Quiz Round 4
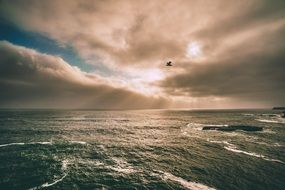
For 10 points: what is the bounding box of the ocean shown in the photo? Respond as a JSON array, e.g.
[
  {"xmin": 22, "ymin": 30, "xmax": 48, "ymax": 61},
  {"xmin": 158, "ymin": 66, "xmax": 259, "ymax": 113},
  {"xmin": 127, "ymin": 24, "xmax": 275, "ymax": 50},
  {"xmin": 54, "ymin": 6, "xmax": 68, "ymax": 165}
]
[{"xmin": 0, "ymin": 109, "xmax": 284, "ymax": 190}]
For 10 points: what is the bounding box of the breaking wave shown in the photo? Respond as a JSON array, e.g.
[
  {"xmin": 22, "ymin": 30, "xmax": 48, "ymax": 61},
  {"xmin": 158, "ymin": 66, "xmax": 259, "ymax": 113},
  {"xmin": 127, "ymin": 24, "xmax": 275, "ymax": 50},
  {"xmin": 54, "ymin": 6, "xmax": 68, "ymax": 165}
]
[
  {"xmin": 69, "ymin": 141, "xmax": 87, "ymax": 145},
  {"xmin": 208, "ymin": 140, "xmax": 284, "ymax": 164},
  {"xmin": 256, "ymin": 119, "xmax": 285, "ymax": 124},
  {"xmin": 186, "ymin": 123, "xmax": 228, "ymax": 130}
]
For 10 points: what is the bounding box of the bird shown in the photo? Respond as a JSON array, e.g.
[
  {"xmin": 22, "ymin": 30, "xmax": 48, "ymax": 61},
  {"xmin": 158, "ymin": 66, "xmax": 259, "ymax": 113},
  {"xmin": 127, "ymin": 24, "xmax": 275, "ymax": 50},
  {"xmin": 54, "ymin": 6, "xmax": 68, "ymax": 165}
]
[{"xmin": 166, "ymin": 61, "xmax": 173, "ymax": 66}]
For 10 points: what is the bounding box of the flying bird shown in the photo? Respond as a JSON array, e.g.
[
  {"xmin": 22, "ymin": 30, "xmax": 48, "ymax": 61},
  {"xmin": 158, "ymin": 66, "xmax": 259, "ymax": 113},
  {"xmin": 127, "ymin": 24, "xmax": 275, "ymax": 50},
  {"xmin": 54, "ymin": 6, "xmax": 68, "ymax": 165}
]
[{"xmin": 166, "ymin": 61, "xmax": 173, "ymax": 66}]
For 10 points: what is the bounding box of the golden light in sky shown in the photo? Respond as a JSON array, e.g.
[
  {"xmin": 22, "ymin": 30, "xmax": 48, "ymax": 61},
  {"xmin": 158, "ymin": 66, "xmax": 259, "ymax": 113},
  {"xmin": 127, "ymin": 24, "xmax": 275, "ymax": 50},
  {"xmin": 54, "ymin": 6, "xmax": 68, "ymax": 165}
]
[
  {"xmin": 0, "ymin": 0, "xmax": 285, "ymax": 109},
  {"xmin": 186, "ymin": 42, "xmax": 202, "ymax": 59}
]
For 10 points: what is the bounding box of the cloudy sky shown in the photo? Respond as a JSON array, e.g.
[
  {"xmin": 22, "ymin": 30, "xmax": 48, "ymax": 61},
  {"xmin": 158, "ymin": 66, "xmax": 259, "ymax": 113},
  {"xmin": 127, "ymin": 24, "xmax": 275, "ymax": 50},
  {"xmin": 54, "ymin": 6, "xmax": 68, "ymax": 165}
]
[{"xmin": 0, "ymin": 0, "xmax": 285, "ymax": 109}]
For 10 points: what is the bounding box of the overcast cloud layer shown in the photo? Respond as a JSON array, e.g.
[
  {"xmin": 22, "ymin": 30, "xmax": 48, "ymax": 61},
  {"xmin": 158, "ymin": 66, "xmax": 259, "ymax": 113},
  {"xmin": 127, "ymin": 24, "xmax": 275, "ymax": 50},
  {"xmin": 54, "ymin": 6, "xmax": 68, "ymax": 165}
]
[{"xmin": 0, "ymin": 0, "xmax": 285, "ymax": 108}]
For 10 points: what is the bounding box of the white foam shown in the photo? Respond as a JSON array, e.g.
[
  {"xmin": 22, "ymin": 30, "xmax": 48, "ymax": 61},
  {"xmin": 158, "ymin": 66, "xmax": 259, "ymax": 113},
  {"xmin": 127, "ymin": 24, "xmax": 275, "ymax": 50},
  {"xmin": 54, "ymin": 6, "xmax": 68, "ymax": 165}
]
[
  {"xmin": 69, "ymin": 141, "xmax": 87, "ymax": 145},
  {"xmin": 224, "ymin": 144, "xmax": 284, "ymax": 164},
  {"xmin": 61, "ymin": 159, "xmax": 69, "ymax": 171},
  {"xmin": 186, "ymin": 123, "xmax": 204, "ymax": 130},
  {"xmin": 207, "ymin": 139, "xmax": 232, "ymax": 146},
  {"xmin": 242, "ymin": 113, "xmax": 255, "ymax": 116},
  {"xmin": 97, "ymin": 144, "xmax": 107, "ymax": 151},
  {"xmin": 186, "ymin": 123, "xmax": 228, "ymax": 131},
  {"xmin": 78, "ymin": 159, "xmax": 105, "ymax": 167},
  {"xmin": 208, "ymin": 140, "xmax": 284, "ymax": 164},
  {"xmin": 252, "ymin": 141, "xmax": 282, "ymax": 147},
  {"xmin": 29, "ymin": 159, "xmax": 69, "ymax": 190},
  {"xmin": 256, "ymin": 119, "xmax": 285, "ymax": 124},
  {"xmin": 40, "ymin": 173, "xmax": 67, "ymax": 188},
  {"xmin": 273, "ymin": 143, "xmax": 282, "ymax": 147},
  {"xmin": 0, "ymin": 142, "xmax": 25, "ymax": 147},
  {"xmin": 0, "ymin": 141, "xmax": 52, "ymax": 147},
  {"xmin": 107, "ymin": 157, "xmax": 136, "ymax": 174},
  {"xmin": 154, "ymin": 170, "xmax": 216, "ymax": 190},
  {"xmin": 204, "ymin": 124, "xmax": 229, "ymax": 127}
]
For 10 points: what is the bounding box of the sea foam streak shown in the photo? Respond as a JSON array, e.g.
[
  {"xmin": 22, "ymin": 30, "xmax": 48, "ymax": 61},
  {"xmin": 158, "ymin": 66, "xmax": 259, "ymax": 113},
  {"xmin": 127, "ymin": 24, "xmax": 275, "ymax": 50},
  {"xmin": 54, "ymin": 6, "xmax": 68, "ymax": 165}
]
[
  {"xmin": 208, "ymin": 140, "xmax": 284, "ymax": 164},
  {"xmin": 29, "ymin": 159, "xmax": 69, "ymax": 190},
  {"xmin": 256, "ymin": 119, "xmax": 285, "ymax": 124},
  {"xmin": 153, "ymin": 170, "xmax": 216, "ymax": 190},
  {"xmin": 0, "ymin": 141, "xmax": 52, "ymax": 147}
]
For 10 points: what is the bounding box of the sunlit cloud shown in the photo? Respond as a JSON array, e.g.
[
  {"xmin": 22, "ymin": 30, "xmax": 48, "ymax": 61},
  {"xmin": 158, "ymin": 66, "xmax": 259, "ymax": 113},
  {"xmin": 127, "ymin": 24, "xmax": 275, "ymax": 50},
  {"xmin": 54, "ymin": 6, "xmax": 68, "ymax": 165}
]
[
  {"xmin": 0, "ymin": 0, "xmax": 285, "ymax": 108},
  {"xmin": 0, "ymin": 41, "xmax": 170, "ymax": 109}
]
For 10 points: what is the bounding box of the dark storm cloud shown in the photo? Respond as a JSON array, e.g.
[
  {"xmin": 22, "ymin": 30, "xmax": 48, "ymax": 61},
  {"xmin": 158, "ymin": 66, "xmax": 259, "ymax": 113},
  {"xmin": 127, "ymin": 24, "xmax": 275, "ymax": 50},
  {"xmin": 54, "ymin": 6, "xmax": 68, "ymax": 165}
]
[{"xmin": 0, "ymin": 41, "xmax": 169, "ymax": 109}]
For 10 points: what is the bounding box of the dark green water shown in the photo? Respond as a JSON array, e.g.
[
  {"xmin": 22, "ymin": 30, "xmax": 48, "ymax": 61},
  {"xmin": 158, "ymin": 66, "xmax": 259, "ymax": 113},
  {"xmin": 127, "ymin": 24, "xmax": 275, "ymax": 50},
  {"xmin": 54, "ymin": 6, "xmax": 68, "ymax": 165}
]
[{"xmin": 0, "ymin": 109, "xmax": 284, "ymax": 190}]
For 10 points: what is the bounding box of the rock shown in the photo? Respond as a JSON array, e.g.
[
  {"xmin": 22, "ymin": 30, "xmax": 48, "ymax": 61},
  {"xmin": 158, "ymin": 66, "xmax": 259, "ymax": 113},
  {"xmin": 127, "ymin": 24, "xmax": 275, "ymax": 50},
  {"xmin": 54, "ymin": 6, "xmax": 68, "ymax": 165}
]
[
  {"xmin": 272, "ymin": 107, "xmax": 285, "ymax": 110},
  {"xmin": 202, "ymin": 125, "xmax": 263, "ymax": 132}
]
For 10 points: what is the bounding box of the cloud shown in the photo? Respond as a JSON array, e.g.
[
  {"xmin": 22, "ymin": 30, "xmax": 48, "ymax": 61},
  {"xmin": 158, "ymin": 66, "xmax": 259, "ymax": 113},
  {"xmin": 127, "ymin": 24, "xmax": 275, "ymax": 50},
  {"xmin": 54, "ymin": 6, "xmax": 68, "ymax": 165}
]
[
  {"xmin": 1, "ymin": 0, "xmax": 273, "ymax": 67},
  {"xmin": 0, "ymin": 41, "xmax": 169, "ymax": 109},
  {"xmin": 0, "ymin": 0, "xmax": 285, "ymax": 108},
  {"xmin": 158, "ymin": 36, "xmax": 285, "ymax": 106}
]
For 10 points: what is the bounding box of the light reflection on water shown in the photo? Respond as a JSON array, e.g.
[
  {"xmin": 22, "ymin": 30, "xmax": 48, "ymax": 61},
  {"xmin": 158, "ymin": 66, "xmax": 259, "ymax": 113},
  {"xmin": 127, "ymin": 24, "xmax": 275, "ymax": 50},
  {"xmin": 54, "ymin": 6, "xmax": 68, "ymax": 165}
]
[{"xmin": 0, "ymin": 109, "xmax": 284, "ymax": 190}]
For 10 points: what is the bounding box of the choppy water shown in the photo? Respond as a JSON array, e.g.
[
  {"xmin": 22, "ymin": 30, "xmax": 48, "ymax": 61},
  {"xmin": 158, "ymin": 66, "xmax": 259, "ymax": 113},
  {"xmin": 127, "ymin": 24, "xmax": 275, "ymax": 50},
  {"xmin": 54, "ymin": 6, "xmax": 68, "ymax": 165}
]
[{"xmin": 0, "ymin": 109, "xmax": 284, "ymax": 190}]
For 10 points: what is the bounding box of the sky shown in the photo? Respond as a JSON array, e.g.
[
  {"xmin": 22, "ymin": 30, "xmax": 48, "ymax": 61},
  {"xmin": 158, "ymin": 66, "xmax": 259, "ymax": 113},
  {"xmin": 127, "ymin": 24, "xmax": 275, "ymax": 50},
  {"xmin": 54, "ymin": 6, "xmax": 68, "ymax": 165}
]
[{"xmin": 0, "ymin": 0, "xmax": 285, "ymax": 109}]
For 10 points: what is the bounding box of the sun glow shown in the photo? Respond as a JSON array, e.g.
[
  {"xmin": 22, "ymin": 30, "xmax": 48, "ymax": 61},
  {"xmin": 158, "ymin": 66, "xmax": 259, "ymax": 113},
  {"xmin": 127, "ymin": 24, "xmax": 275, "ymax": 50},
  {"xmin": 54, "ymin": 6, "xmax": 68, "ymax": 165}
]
[{"xmin": 186, "ymin": 42, "xmax": 202, "ymax": 59}]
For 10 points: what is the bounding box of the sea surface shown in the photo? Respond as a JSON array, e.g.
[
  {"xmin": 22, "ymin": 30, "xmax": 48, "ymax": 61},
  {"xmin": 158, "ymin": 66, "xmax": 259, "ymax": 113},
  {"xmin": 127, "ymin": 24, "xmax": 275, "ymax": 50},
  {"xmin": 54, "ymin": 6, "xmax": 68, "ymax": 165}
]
[{"xmin": 0, "ymin": 109, "xmax": 284, "ymax": 190}]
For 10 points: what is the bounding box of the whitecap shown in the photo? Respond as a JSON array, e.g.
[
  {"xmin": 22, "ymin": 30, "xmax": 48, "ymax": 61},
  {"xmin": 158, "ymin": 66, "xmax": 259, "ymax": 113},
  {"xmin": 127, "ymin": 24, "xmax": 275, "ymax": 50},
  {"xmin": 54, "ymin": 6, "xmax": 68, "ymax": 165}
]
[
  {"xmin": 97, "ymin": 144, "xmax": 107, "ymax": 151},
  {"xmin": 107, "ymin": 157, "xmax": 136, "ymax": 174},
  {"xmin": 206, "ymin": 139, "xmax": 232, "ymax": 146},
  {"xmin": 242, "ymin": 113, "xmax": 255, "ymax": 116},
  {"xmin": 153, "ymin": 170, "xmax": 216, "ymax": 190},
  {"xmin": 186, "ymin": 123, "xmax": 228, "ymax": 131},
  {"xmin": 256, "ymin": 119, "xmax": 285, "ymax": 124},
  {"xmin": 69, "ymin": 141, "xmax": 87, "ymax": 145},
  {"xmin": 186, "ymin": 122, "xmax": 204, "ymax": 130},
  {"xmin": 61, "ymin": 159, "xmax": 69, "ymax": 171}
]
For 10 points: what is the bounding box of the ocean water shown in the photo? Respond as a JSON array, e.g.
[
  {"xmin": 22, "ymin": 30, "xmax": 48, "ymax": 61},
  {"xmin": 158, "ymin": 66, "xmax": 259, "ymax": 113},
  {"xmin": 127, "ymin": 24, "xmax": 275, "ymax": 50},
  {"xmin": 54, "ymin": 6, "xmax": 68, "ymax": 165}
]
[{"xmin": 0, "ymin": 109, "xmax": 284, "ymax": 190}]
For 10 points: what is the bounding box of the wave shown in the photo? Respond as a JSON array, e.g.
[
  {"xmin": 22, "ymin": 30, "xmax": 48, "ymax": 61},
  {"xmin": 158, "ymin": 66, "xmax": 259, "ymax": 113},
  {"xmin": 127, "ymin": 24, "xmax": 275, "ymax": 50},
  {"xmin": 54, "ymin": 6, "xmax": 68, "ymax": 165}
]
[
  {"xmin": 40, "ymin": 173, "xmax": 67, "ymax": 188},
  {"xmin": 255, "ymin": 119, "xmax": 285, "ymax": 124},
  {"xmin": 261, "ymin": 114, "xmax": 280, "ymax": 117},
  {"xmin": 0, "ymin": 141, "xmax": 52, "ymax": 147},
  {"xmin": 208, "ymin": 140, "xmax": 284, "ymax": 164},
  {"xmin": 29, "ymin": 159, "xmax": 69, "ymax": 190},
  {"xmin": 153, "ymin": 170, "xmax": 216, "ymax": 190},
  {"xmin": 77, "ymin": 156, "xmax": 217, "ymax": 190},
  {"xmin": 251, "ymin": 140, "xmax": 282, "ymax": 147},
  {"xmin": 242, "ymin": 113, "xmax": 255, "ymax": 116},
  {"xmin": 107, "ymin": 157, "xmax": 136, "ymax": 174},
  {"xmin": 186, "ymin": 123, "xmax": 228, "ymax": 131}
]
